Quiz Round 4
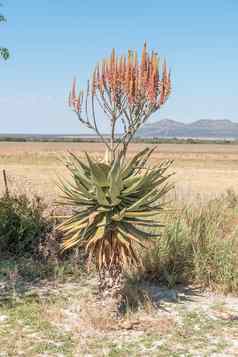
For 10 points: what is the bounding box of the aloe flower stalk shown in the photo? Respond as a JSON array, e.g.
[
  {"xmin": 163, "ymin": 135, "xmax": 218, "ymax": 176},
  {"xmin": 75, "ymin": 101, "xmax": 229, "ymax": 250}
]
[{"xmin": 68, "ymin": 43, "xmax": 171, "ymax": 160}]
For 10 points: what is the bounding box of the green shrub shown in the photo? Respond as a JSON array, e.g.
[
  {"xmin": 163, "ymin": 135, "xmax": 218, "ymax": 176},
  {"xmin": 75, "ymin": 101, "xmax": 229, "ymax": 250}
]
[{"xmin": 0, "ymin": 194, "xmax": 50, "ymax": 257}]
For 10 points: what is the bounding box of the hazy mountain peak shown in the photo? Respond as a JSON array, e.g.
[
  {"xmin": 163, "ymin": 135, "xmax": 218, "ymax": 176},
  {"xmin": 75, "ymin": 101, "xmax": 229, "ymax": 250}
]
[{"xmin": 137, "ymin": 119, "xmax": 238, "ymax": 139}]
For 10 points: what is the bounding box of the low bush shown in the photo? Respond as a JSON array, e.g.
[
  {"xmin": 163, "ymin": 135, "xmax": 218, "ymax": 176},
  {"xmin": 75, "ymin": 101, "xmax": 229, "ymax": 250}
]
[
  {"xmin": 140, "ymin": 190, "xmax": 238, "ymax": 293},
  {"xmin": 0, "ymin": 193, "xmax": 51, "ymax": 257}
]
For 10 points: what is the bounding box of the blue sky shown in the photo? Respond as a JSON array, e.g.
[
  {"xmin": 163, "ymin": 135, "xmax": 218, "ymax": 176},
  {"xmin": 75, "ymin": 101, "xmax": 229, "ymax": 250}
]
[{"xmin": 0, "ymin": 0, "xmax": 237, "ymax": 134}]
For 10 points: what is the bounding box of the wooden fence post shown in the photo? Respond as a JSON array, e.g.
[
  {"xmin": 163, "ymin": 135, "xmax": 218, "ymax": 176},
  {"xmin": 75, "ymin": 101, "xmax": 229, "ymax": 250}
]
[{"xmin": 3, "ymin": 169, "xmax": 9, "ymax": 197}]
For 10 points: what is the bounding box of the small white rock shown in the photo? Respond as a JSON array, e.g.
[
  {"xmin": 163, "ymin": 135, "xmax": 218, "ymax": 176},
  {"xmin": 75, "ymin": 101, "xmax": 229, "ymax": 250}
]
[{"xmin": 0, "ymin": 315, "xmax": 8, "ymax": 322}]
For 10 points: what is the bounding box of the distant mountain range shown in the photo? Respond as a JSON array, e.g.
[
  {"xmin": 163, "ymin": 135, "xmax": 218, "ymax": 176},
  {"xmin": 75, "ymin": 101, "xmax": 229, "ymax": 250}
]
[{"xmin": 137, "ymin": 119, "xmax": 238, "ymax": 139}]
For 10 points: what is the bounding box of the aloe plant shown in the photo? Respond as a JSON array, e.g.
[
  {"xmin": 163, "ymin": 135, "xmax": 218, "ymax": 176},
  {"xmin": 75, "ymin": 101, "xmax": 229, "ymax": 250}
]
[
  {"xmin": 59, "ymin": 43, "xmax": 172, "ymax": 292},
  {"xmin": 58, "ymin": 147, "xmax": 172, "ymax": 289}
]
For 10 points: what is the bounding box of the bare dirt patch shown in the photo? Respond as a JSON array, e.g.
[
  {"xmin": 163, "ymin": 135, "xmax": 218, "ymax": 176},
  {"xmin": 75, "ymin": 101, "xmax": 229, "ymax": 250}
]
[{"xmin": 1, "ymin": 275, "xmax": 238, "ymax": 356}]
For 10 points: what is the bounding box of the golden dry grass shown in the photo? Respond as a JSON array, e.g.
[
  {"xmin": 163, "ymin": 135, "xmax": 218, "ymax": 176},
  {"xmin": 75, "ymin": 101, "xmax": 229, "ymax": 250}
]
[{"xmin": 0, "ymin": 142, "xmax": 238, "ymax": 202}]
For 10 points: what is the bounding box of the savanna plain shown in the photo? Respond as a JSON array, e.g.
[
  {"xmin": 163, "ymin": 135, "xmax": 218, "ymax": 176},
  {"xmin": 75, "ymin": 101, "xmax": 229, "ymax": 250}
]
[
  {"xmin": 1, "ymin": 142, "xmax": 238, "ymax": 200},
  {"xmin": 1, "ymin": 142, "xmax": 238, "ymax": 356}
]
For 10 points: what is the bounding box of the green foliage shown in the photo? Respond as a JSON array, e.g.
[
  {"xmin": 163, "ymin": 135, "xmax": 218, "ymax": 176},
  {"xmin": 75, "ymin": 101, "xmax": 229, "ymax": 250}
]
[
  {"xmin": 0, "ymin": 13, "xmax": 6, "ymax": 23},
  {"xmin": 0, "ymin": 47, "xmax": 9, "ymax": 60},
  {"xmin": 58, "ymin": 148, "xmax": 173, "ymax": 272},
  {"xmin": 141, "ymin": 191, "xmax": 238, "ymax": 293},
  {"xmin": 0, "ymin": 4, "xmax": 10, "ymax": 60},
  {"xmin": 0, "ymin": 194, "xmax": 49, "ymax": 257}
]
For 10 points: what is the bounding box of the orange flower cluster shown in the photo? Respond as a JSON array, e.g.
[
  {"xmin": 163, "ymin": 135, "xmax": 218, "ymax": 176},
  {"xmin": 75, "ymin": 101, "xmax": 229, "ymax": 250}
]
[
  {"xmin": 69, "ymin": 43, "xmax": 171, "ymax": 113},
  {"xmin": 68, "ymin": 78, "xmax": 84, "ymax": 113},
  {"xmin": 92, "ymin": 42, "xmax": 171, "ymax": 106}
]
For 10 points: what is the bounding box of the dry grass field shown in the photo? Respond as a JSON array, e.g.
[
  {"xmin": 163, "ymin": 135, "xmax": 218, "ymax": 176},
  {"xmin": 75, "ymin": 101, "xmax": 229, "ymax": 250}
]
[{"xmin": 0, "ymin": 142, "xmax": 238, "ymax": 202}]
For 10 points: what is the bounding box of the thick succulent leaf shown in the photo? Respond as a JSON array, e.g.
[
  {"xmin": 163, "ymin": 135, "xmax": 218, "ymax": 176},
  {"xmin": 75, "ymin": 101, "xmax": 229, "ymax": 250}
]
[
  {"xmin": 109, "ymin": 174, "xmax": 122, "ymax": 204},
  {"xmin": 85, "ymin": 152, "xmax": 109, "ymax": 187},
  {"xmin": 60, "ymin": 186, "xmax": 94, "ymax": 205},
  {"xmin": 98, "ymin": 162, "xmax": 111, "ymax": 175},
  {"xmin": 68, "ymin": 152, "xmax": 90, "ymax": 174},
  {"xmin": 116, "ymin": 233, "xmax": 141, "ymax": 265},
  {"xmin": 121, "ymin": 168, "xmax": 170, "ymax": 197},
  {"xmin": 97, "ymin": 206, "xmax": 112, "ymax": 212},
  {"xmin": 85, "ymin": 224, "xmax": 106, "ymax": 252},
  {"xmin": 121, "ymin": 147, "xmax": 150, "ymax": 179},
  {"xmin": 67, "ymin": 163, "xmax": 92, "ymax": 188},
  {"xmin": 123, "ymin": 175, "xmax": 141, "ymax": 188},
  {"xmin": 121, "ymin": 172, "xmax": 149, "ymax": 195},
  {"xmin": 134, "ymin": 146, "xmax": 157, "ymax": 173},
  {"xmin": 63, "ymin": 223, "xmax": 99, "ymax": 251},
  {"xmin": 73, "ymin": 177, "xmax": 96, "ymax": 199},
  {"xmin": 108, "ymin": 151, "xmax": 121, "ymax": 179},
  {"xmin": 61, "ymin": 178, "xmax": 92, "ymax": 202},
  {"xmin": 123, "ymin": 217, "xmax": 164, "ymax": 227},
  {"xmin": 61, "ymin": 212, "xmax": 104, "ymax": 236},
  {"xmin": 58, "ymin": 208, "xmax": 95, "ymax": 228},
  {"xmin": 124, "ymin": 210, "xmax": 161, "ymax": 218},
  {"xmin": 117, "ymin": 225, "xmax": 146, "ymax": 247},
  {"xmin": 126, "ymin": 188, "xmax": 158, "ymax": 211},
  {"xmin": 111, "ymin": 209, "xmax": 126, "ymax": 221},
  {"xmin": 95, "ymin": 184, "xmax": 110, "ymax": 206},
  {"xmin": 120, "ymin": 221, "xmax": 160, "ymax": 240},
  {"xmin": 108, "ymin": 154, "xmax": 123, "ymax": 204},
  {"xmin": 147, "ymin": 184, "xmax": 174, "ymax": 206},
  {"xmin": 116, "ymin": 232, "xmax": 131, "ymax": 248},
  {"xmin": 57, "ymin": 191, "xmax": 94, "ymax": 206},
  {"xmin": 61, "ymin": 221, "xmax": 91, "ymax": 251},
  {"xmin": 57, "ymin": 215, "xmax": 89, "ymax": 232}
]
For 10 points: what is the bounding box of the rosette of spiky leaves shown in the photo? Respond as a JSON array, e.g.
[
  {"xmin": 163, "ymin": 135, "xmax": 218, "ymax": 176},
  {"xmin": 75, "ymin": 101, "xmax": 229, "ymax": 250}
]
[{"xmin": 57, "ymin": 147, "xmax": 173, "ymax": 272}]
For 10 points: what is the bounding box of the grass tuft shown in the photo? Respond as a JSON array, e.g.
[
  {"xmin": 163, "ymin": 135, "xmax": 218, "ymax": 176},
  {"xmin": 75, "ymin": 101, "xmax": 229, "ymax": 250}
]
[{"xmin": 140, "ymin": 190, "xmax": 238, "ymax": 293}]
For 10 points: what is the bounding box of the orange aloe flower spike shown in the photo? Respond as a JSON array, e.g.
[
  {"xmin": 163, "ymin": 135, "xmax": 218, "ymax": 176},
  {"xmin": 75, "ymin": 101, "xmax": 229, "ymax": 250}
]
[{"xmin": 72, "ymin": 77, "xmax": 77, "ymax": 101}]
